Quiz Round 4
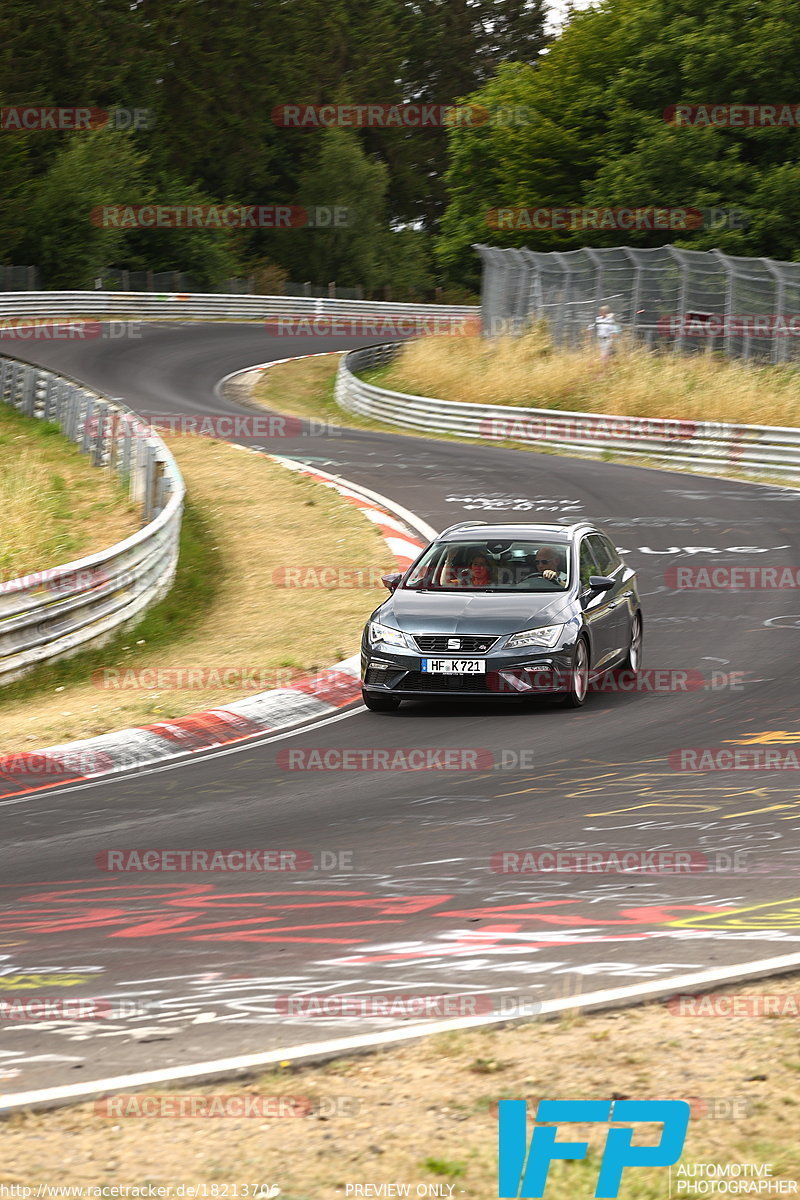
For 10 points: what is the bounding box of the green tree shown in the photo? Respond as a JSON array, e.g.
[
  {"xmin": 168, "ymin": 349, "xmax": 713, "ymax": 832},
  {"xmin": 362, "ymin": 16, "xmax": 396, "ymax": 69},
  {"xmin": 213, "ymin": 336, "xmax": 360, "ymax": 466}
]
[
  {"xmin": 289, "ymin": 128, "xmax": 390, "ymax": 289},
  {"xmin": 0, "ymin": 97, "xmax": 33, "ymax": 261},
  {"xmin": 116, "ymin": 172, "xmax": 243, "ymax": 289},
  {"xmin": 16, "ymin": 131, "xmax": 147, "ymax": 287},
  {"xmin": 382, "ymin": 227, "xmax": 435, "ymax": 295},
  {"xmin": 438, "ymin": 0, "xmax": 800, "ymax": 280}
]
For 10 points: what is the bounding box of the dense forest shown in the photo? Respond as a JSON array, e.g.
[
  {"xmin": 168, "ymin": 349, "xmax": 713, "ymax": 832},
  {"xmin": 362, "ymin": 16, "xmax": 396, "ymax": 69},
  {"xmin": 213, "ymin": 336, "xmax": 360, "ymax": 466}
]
[{"xmin": 2, "ymin": 0, "xmax": 799, "ymax": 293}]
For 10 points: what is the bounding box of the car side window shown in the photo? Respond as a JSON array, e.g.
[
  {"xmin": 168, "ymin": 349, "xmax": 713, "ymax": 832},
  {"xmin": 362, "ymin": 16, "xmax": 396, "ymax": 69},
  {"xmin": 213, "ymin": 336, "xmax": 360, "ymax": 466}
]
[
  {"xmin": 586, "ymin": 533, "xmax": 619, "ymax": 576},
  {"xmin": 579, "ymin": 539, "xmax": 601, "ymax": 589},
  {"xmin": 600, "ymin": 535, "xmax": 623, "ymax": 573}
]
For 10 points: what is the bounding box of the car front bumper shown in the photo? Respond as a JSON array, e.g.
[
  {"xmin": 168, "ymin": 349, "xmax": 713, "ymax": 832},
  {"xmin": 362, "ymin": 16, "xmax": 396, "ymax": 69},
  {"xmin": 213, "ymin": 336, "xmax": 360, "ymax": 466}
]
[{"xmin": 360, "ymin": 637, "xmax": 579, "ymax": 699}]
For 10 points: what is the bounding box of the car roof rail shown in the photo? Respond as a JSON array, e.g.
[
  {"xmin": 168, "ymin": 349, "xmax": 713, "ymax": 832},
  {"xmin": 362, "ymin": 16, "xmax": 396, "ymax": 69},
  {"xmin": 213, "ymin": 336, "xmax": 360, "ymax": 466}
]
[{"xmin": 438, "ymin": 521, "xmax": 490, "ymax": 537}]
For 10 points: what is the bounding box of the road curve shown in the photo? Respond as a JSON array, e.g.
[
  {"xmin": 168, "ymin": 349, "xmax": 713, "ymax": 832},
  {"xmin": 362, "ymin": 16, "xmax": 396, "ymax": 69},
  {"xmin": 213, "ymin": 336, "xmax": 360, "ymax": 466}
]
[{"xmin": 2, "ymin": 322, "xmax": 800, "ymax": 1099}]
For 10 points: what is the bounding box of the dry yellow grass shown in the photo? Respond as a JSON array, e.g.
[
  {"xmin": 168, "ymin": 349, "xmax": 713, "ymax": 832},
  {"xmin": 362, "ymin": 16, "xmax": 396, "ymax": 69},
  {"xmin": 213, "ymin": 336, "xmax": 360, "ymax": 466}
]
[
  {"xmin": 0, "ymin": 435, "xmax": 395, "ymax": 753},
  {"xmin": 3, "ymin": 972, "xmax": 800, "ymax": 1195},
  {"xmin": 380, "ymin": 327, "xmax": 800, "ymax": 427},
  {"xmin": 0, "ymin": 407, "xmax": 139, "ymax": 581}
]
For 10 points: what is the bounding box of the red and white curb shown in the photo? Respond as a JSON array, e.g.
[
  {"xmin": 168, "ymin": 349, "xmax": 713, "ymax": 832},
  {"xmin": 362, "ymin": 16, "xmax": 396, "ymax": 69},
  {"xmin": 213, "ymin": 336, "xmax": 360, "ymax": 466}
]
[{"xmin": 0, "ymin": 452, "xmax": 433, "ymax": 800}]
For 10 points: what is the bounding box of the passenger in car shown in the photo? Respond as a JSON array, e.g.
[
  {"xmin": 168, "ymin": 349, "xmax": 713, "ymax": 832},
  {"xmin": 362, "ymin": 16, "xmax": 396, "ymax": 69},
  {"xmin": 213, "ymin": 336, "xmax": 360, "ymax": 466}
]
[
  {"xmin": 443, "ymin": 550, "xmax": 494, "ymax": 587},
  {"xmin": 467, "ymin": 553, "xmax": 493, "ymax": 587}
]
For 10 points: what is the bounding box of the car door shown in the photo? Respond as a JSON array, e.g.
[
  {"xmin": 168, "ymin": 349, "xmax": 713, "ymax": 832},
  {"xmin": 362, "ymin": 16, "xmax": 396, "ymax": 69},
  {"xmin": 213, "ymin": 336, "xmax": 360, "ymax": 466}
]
[
  {"xmin": 587, "ymin": 532, "xmax": 635, "ymax": 663},
  {"xmin": 578, "ymin": 535, "xmax": 617, "ymax": 670}
]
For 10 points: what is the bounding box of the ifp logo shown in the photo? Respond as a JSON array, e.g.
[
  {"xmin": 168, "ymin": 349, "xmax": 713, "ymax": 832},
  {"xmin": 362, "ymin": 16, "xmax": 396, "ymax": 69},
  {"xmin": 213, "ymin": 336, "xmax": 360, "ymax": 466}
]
[{"xmin": 498, "ymin": 1099, "xmax": 690, "ymax": 1197}]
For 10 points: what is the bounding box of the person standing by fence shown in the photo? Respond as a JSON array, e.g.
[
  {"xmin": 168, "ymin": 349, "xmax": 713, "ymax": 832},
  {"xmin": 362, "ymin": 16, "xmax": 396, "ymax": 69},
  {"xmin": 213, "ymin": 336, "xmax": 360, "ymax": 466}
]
[{"xmin": 593, "ymin": 305, "xmax": 621, "ymax": 359}]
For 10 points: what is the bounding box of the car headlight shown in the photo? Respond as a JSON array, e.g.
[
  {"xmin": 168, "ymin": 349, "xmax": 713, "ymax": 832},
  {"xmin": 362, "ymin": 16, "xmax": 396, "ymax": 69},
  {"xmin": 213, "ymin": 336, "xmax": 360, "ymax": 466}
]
[
  {"xmin": 506, "ymin": 624, "xmax": 565, "ymax": 650},
  {"xmin": 368, "ymin": 620, "xmax": 411, "ymax": 649}
]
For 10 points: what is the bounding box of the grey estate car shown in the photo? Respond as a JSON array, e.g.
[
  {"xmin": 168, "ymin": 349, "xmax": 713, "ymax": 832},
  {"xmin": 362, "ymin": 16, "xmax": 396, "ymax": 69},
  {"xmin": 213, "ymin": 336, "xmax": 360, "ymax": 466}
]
[{"xmin": 360, "ymin": 520, "xmax": 642, "ymax": 711}]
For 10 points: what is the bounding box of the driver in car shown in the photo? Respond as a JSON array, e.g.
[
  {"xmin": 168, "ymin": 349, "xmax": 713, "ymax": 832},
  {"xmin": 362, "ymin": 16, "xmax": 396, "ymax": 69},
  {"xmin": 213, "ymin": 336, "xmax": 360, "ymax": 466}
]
[{"xmin": 534, "ymin": 547, "xmax": 568, "ymax": 584}]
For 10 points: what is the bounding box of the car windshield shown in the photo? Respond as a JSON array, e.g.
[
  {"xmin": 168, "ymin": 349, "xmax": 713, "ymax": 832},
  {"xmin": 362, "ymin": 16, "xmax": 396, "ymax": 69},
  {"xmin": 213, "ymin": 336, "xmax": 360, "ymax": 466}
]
[{"xmin": 403, "ymin": 539, "xmax": 572, "ymax": 591}]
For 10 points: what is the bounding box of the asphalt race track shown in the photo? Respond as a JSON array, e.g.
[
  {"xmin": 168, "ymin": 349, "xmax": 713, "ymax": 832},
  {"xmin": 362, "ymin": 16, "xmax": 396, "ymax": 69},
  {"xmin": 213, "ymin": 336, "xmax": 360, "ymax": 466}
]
[{"xmin": 2, "ymin": 322, "xmax": 800, "ymax": 1099}]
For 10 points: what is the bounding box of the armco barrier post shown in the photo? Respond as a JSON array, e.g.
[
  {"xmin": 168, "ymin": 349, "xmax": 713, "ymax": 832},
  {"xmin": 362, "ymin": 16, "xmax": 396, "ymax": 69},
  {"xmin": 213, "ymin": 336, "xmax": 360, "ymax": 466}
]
[
  {"xmin": 68, "ymin": 387, "xmax": 81, "ymax": 442},
  {"xmin": 82, "ymin": 397, "xmax": 95, "ymax": 454},
  {"xmin": 92, "ymin": 401, "xmax": 108, "ymax": 466},
  {"xmin": 107, "ymin": 408, "xmax": 120, "ymax": 473},
  {"xmin": 120, "ymin": 413, "xmax": 133, "ymax": 485},
  {"xmin": 11, "ymin": 362, "xmax": 24, "ymax": 409},
  {"xmin": 20, "ymin": 363, "xmax": 35, "ymax": 416},
  {"xmin": 154, "ymin": 458, "xmax": 167, "ymax": 515}
]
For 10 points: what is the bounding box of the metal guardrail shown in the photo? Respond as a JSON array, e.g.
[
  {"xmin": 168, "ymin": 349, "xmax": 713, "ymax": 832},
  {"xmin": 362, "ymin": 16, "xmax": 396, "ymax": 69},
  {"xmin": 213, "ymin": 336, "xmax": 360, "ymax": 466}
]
[
  {"xmin": 0, "ymin": 293, "xmax": 475, "ymax": 687},
  {"xmin": 0, "ymin": 355, "xmax": 184, "ymax": 685},
  {"xmin": 0, "ymin": 291, "xmax": 477, "ymax": 323},
  {"xmin": 336, "ymin": 342, "xmax": 800, "ymax": 478}
]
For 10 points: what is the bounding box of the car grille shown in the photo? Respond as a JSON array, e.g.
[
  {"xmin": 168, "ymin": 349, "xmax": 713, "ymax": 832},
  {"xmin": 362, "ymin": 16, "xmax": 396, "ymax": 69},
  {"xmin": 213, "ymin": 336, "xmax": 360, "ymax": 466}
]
[
  {"xmin": 413, "ymin": 635, "xmax": 499, "ymax": 654},
  {"xmin": 401, "ymin": 671, "xmax": 493, "ymax": 693}
]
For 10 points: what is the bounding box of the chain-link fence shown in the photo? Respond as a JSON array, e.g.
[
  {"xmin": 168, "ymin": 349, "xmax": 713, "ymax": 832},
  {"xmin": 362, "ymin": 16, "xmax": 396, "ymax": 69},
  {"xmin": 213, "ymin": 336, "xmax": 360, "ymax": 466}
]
[{"xmin": 474, "ymin": 244, "xmax": 800, "ymax": 364}]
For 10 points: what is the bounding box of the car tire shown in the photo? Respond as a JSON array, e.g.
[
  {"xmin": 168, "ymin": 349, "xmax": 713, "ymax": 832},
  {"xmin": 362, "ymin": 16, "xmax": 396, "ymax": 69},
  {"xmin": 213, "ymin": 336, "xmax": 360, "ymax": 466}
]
[
  {"xmin": 561, "ymin": 637, "xmax": 589, "ymax": 708},
  {"xmin": 621, "ymin": 611, "xmax": 643, "ymax": 671},
  {"xmin": 362, "ymin": 689, "xmax": 402, "ymax": 712}
]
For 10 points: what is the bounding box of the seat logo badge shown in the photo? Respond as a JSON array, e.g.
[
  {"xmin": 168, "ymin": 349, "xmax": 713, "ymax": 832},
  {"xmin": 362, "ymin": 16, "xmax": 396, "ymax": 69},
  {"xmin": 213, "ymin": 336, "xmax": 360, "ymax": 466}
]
[{"xmin": 448, "ymin": 638, "xmax": 461, "ymax": 649}]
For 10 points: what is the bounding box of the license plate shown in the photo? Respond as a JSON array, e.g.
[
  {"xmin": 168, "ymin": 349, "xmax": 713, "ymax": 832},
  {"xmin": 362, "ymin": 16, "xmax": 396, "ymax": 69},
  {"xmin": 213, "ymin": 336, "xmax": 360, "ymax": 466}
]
[{"xmin": 422, "ymin": 658, "xmax": 486, "ymax": 675}]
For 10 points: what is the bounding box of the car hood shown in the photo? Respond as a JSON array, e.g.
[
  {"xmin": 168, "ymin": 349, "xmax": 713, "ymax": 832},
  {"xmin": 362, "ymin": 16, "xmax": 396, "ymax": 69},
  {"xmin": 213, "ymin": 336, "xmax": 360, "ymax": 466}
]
[{"xmin": 381, "ymin": 589, "xmax": 573, "ymax": 635}]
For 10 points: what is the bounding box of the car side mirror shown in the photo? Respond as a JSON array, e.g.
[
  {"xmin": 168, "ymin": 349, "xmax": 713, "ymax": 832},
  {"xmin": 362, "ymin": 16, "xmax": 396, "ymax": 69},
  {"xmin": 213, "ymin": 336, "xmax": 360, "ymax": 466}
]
[
  {"xmin": 381, "ymin": 572, "xmax": 402, "ymax": 592},
  {"xmin": 588, "ymin": 575, "xmax": 614, "ymax": 592}
]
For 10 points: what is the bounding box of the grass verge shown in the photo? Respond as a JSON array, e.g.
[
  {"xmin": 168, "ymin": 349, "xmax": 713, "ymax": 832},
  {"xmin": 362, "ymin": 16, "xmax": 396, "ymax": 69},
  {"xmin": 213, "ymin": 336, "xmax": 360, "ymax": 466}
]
[
  {"xmin": 375, "ymin": 327, "xmax": 800, "ymax": 427},
  {"xmin": 0, "ymin": 404, "xmax": 139, "ymax": 581},
  {"xmin": 248, "ymin": 350, "xmax": 800, "ymax": 490},
  {"xmin": 0, "ymin": 434, "xmax": 394, "ymax": 753},
  {"xmin": 3, "ymin": 971, "xmax": 800, "ymax": 1194}
]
